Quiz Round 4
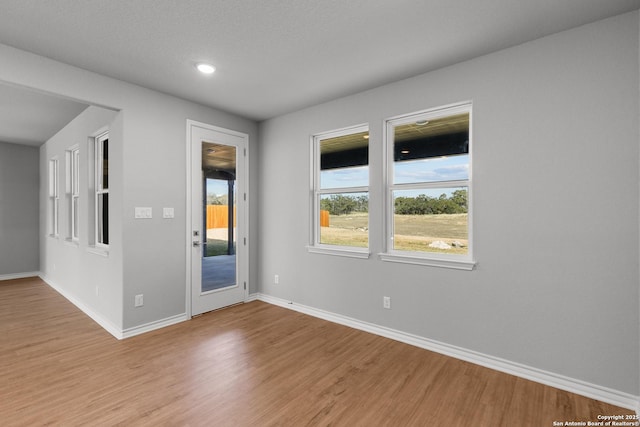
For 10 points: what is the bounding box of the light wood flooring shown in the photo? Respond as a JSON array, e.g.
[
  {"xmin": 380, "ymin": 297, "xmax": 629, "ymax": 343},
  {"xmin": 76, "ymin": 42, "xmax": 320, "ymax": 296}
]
[{"xmin": 1, "ymin": 277, "xmax": 633, "ymax": 426}]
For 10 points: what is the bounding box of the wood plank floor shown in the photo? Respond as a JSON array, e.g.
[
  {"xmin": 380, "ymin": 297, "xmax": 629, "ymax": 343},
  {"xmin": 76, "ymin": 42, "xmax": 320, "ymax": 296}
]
[{"xmin": 1, "ymin": 277, "xmax": 633, "ymax": 426}]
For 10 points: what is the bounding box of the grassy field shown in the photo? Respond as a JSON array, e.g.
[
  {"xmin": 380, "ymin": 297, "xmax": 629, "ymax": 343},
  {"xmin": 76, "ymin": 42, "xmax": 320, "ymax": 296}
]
[
  {"xmin": 320, "ymin": 213, "xmax": 369, "ymax": 248},
  {"xmin": 205, "ymin": 239, "xmax": 235, "ymax": 257},
  {"xmin": 321, "ymin": 212, "xmax": 468, "ymax": 254}
]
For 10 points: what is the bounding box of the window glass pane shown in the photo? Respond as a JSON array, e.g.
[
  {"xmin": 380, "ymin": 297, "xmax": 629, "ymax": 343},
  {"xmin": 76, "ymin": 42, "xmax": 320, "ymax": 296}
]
[
  {"xmin": 98, "ymin": 193, "xmax": 109, "ymax": 245},
  {"xmin": 393, "ymin": 187, "xmax": 468, "ymax": 254},
  {"xmin": 49, "ymin": 159, "xmax": 57, "ymax": 197},
  {"xmin": 202, "ymin": 140, "xmax": 238, "ymax": 291},
  {"xmin": 393, "ymin": 113, "xmax": 469, "ymax": 184},
  {"xmin": 320, "ymin": 131, "xmax": 368, "ymax": 189},
  {"xmin": 50, "ymin": 158, "xmax": 58, "ymax": 236},
  {"xmin": 72, "ymin": 149, "xmax": 80, "ymax": 195},
  {"xmin": 102, "ymin": 138, "xmax": 109, "ymax": 189},
  {"xmin": 321, "ymin": 165, "xmax": 368, "ymax": 189},
  {"xmin": 53, "ymin": 199, "xmax": 59, "ymax": 236},
  {"xmin": 72, "ymin": 197, "xmax": 79, "ymax": 239},
  {"xmin": 319, "ymin": 192, "xmax": 368, "ymax": 247},
  {"xmin": 394, "ymin": 154, "xmax": 468, "ymax": 185}
]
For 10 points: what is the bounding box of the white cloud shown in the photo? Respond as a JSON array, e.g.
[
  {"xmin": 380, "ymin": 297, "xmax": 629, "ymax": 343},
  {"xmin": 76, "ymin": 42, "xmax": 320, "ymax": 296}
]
[{"xmin": 395, "ymin": 156, "xmax": 468, "ymax": 183}]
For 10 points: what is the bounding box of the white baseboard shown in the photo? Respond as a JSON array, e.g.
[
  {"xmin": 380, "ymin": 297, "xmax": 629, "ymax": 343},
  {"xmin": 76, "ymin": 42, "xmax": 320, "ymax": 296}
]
[
  {"xmin": 40, "ymin": 274, "xmax": 189, "ymax": 340},
  {"xmin": 245, "ymin": 292, "xmax": 260, "ymax": 302},
  {"xmin": 122, "ymin": 313, "xmax": 188, "ymax": 339},
  {"xmin": 0, "ymin": 271, "xmax": 41, "ymax": 281},
  {"xmin": 256, "ymin": 293, "xmax": 639, "ymax": 411},
  {"xmin": 41, "ymin": 274, "xmax": 124, "ymax": 340}
]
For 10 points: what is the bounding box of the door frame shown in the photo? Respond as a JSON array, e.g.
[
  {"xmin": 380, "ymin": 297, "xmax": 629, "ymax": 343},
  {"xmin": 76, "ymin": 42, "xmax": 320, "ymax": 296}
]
[{"xmin": 185, "ymin": 119, "xmax": 249, "ymax": 318}]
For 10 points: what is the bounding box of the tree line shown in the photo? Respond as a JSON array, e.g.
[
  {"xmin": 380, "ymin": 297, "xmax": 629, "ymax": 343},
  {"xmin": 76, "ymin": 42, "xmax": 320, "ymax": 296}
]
[
  {"xmin": 320, "ymin": 189, "xmax": 467, "ymax": 215},
  {"xmin": 320, "ymin": 194, "xmax": 368, "ymax": 215},
  {"xmin": 394, "ymin": 189, "xmax": 467, "ymax": 214},
  {"xmin": 207, "ymin": 194, "xmax": 228, "ymax": 205}
]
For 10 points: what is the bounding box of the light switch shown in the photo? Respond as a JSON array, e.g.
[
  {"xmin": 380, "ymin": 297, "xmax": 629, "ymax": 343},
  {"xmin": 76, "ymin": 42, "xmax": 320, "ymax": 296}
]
[
  {"xmin": 135, "ymin": 207, "xmax": 153, "ymax": 219},
  {"xmin": 163, "ymin": 207, "xmax": 175, "ymax": 219}
]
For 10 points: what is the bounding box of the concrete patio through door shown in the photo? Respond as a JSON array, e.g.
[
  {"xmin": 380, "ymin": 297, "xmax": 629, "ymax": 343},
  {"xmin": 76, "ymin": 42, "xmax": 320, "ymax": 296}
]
[{"xmin": 202, "ymin": 255, "xmax": 235, "ymax": 292}]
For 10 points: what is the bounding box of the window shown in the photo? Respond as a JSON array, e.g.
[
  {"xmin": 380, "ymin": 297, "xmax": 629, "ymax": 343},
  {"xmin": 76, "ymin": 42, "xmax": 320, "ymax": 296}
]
[
  {"xmin": 381, "ymin": 102, "xmax": 475, "ymax": 270},
  {"xmin": 66, "ymin": 146, "xmax": 80, "ymax": 242},
  {"xmin": 95, "ymin": 132, "xmax": 109, "ymax": 247},
  {"xmin": 49, "ymin": 157, "xmax": 59, "ymax": 237},
  {"xmin": 309, "ymin": 124, "xmax": 370, "ymax": 258}
]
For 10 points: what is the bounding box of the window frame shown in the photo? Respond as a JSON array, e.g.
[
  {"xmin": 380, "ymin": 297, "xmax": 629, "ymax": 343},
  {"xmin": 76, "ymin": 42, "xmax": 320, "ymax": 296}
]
[
  {"xmin": 308, "ymin": 123, "xmax": 371, "ymax": 259},
  {"xmin": 94, "ymin": 131, "xmax": 109, "ymax": 249},
  {"xmin": 49, "ymin": 157, "xmax": 59, "ymax": 238},
  {"xmin": 68, "ymin": 145, "xmax": 80, "ymax": 242},
  {"xmin": 380, "ymin": 102, "xmax": 476, "ymax": 270}
]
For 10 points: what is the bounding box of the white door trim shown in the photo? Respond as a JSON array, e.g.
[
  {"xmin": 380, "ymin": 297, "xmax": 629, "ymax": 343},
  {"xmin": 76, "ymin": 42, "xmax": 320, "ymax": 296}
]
[{"xmin": 186, "ymin": 119, "xmax": 249, "ymax": 318}]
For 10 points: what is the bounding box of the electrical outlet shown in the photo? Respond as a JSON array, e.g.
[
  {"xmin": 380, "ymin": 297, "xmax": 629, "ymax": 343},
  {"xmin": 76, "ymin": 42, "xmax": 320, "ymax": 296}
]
[
  {"xmin": 274, "ymin": 274, "xmax": 279, "ymax": 284},
  {"xmin": 134, "ymin": 294, "xmax": 144, "ymax": 307},
  {"xmin": 383, "ymin": 296, "xmax": 391, "ymax": 309}
]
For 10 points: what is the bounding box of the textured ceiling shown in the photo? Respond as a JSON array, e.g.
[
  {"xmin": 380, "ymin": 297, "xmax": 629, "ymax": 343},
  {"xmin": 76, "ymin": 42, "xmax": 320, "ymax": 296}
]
[{"xmin": 0, "ymin": 0, "xmax": 637, "ymax": 134}]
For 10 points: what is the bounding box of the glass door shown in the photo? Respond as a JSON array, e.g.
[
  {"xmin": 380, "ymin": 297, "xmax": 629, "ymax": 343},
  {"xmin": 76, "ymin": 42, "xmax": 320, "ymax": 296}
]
[{"xmin": 189, "ymin": 122, "xmax": 247, "ymax": 316}]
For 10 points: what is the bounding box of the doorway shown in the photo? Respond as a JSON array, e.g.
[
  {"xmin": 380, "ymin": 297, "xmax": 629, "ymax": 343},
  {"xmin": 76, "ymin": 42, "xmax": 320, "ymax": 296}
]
[{"xmin": 188, "ymin": 121, "xmax": 248, "ymax": 316}]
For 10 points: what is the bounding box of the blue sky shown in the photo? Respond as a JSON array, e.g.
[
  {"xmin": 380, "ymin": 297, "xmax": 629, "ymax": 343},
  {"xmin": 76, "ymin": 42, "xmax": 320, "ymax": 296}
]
[
  {"xmin": 207, "ymin": 179, "xmax": 230, "ymax": 197},
  {"xmin": 209, "ymin": 156, "xmax": 469, "ymax": 198},
  {"xmin": 321, "ymin": 166, "xmax": 369, "ymax": 189},
  {"xmin": 321, "ymin": 155, "xmax": 468, "ymax": 195},
  {"xmin": 394, "ymin": 155, "xmax": 468, "ymax": 184}
]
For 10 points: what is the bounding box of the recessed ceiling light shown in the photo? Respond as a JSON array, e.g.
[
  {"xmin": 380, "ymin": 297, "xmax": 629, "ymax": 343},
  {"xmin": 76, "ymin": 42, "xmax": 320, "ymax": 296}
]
[
  {"xmin": 196, "ymin": 63, "xmax": 216, "ymax": 74},
  {"xmin": 363, "ymin": 135, "xmax": 369, "ymax": 139},
  {"xmin": 415, "ymin": 120, "xmax": 429, "ymax": 126},
  {"xmin": 401, "ymin": 150, "xmax": 410, "ymax": 154}
]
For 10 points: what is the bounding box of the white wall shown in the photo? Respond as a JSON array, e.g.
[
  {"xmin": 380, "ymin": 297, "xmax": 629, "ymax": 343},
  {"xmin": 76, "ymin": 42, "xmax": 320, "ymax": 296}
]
[
  {"xmin": 258, "ymin": 11, "xmax": 640, "ymax": 396},
  {"xmin": 0, "ymin": 141, "xmax": 39, "ymax": 276},
  {"xmin": 0, "ymin": 42, "xmax": 259, "ymax": 333},
  {"xmin": 0, "ymin": 6, "xmax": 636, "ymax": 402},
  {"xmin": 40, "ymin": 106, "xmax": 123, "ymax": 330},
  {"xmin": 118, "ymin": 93, "xmax": 258, "ymax": 329}
]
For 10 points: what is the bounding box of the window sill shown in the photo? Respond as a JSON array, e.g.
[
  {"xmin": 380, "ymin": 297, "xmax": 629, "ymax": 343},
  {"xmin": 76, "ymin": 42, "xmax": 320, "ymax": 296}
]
[
  {"xmin": 307, "ymin": 245, "xmax": 370, "ymax": 259},
  {"xmin": 378, "ymin": 252, "xmax": 476, "ymax": 270},
  {"xmin": 63, "ymin": 239, "xmax": 79, "ymax": 248},
  {"xmin": 87, "ymin": 246, "xmax": 109, "ymax": 257}
]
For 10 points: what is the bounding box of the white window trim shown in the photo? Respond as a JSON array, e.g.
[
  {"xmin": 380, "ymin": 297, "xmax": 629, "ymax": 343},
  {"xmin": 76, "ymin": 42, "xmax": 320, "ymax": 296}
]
[
  {"xmin": 307, "ymin": 124, "xmax": 371, "ymax": 258},
  {"xmin": 86, "ymin": 246, "xmax": 109, "ymax": 257},
  {"xmin": 307, "ymin": 245, "xmax": 370, "ymax": 259},
  {"xmin": 94, "ymin": 131, "xmax": 109, "ymax": 249},
  {"xmin": 72, "ymin": 147, "xmax": 80, "ymax": 241},
  {"xmin": 49, "ymin": 157, "xmax": 59, "ymax": 238},
  {"xmin": 65, "ymin": 145, "xmax": 80, "ymax": 243},
  {"xmin": 380, "ymin": 102, "xmax": 476, "ymax": 270}
]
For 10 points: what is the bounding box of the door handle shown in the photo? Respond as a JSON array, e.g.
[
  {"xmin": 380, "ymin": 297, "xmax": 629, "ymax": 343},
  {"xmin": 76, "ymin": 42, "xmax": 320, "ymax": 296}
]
[{"xmin": 193, "ymin": 241, "xmax": 201, "ymax": 247}]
